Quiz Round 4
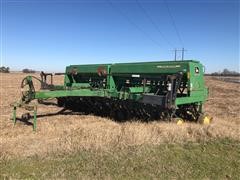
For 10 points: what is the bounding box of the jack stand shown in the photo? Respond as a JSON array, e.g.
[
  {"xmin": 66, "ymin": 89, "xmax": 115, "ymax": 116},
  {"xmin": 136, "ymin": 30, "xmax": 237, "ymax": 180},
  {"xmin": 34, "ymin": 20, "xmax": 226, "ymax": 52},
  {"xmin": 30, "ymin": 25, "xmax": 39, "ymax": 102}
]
[{"xmin": 11, "ymin": 102, "xmax": 38, "ymax": 131}]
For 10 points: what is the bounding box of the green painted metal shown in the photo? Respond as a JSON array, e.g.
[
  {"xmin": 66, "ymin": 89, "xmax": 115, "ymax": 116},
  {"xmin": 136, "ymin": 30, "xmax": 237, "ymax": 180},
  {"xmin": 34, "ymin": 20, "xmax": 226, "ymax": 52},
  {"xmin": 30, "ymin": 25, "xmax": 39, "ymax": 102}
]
[
  {"xmin": 128, "ymin": 87, "xmax": 151, "ymax": 93},
  {"xmin": 12, "ymin": 60, "xmax": 208, "ymax": 130},
  {"xmin": 66, "ymin": 64, "xmax": 110, "ymax": 74},
  {"xmin": 13, "ymin": 107, "xmax": 16, "ymax": 125},
  {"xmin": 29, "ymin": 60, "xmax": 208, "ymax": 106},
  {"xmin": 33, "ymin": 106, "xmax": 37, "ymax": 131},
  {"xmin": 111, "ymin": 60, "xmax": 190, "ymax": 74},
  {"xmin": 35, "ymin": 89, "xmax": 105, "ymax": 99}
]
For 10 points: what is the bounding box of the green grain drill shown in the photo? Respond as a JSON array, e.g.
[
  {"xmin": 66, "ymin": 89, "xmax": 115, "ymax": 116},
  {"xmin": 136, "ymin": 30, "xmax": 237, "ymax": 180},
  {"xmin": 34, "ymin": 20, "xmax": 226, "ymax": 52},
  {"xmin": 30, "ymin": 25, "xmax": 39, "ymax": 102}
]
[{"xmin": 12, "ymin": 60, "xmax": 209, "ymax": 130}]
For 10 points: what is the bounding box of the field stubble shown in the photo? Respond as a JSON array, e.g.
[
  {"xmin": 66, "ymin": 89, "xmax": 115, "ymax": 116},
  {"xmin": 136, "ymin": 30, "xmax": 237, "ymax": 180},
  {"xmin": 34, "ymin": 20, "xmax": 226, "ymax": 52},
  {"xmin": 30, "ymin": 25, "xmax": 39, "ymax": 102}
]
[{"xmin": 0, "ymin": 73, "xmax": 239, "ymax": 159}]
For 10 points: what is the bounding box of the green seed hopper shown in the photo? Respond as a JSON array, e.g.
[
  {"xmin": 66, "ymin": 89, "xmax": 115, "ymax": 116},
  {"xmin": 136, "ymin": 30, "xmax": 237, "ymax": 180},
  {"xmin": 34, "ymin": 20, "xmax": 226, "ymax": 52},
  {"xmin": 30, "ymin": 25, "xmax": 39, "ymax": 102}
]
[{"xmin": 12, "ymin": 60, "xmax": 209, "ymax": 130}]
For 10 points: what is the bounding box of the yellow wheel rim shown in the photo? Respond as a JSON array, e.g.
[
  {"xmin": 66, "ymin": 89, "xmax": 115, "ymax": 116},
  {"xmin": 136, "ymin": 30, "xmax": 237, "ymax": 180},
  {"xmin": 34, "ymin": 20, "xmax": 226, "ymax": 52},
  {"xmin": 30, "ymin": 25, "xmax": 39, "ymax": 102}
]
[
  {"xmin": 203, "ymin": 116, "xmax": 212, "ymax": 124},
  {"xmin": 177, "ymin": 119, "xmax": 184, "ymax": 125}
]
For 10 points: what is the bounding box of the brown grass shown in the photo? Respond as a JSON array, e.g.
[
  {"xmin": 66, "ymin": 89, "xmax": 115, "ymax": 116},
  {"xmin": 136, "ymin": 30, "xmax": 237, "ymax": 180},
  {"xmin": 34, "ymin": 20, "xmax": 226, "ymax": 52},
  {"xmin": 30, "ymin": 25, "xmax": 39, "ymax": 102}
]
[{"xmin": 0, "ymin": 73, "xmax": 240, "ymax": 159}]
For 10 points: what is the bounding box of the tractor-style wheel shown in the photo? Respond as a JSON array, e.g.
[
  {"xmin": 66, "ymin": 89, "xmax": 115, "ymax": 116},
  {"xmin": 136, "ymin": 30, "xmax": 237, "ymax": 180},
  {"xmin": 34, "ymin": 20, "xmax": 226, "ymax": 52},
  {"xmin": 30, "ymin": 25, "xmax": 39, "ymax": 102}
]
[{"xmin": 21, "ymin": 76, "xmax": 35, "ymax": 103}]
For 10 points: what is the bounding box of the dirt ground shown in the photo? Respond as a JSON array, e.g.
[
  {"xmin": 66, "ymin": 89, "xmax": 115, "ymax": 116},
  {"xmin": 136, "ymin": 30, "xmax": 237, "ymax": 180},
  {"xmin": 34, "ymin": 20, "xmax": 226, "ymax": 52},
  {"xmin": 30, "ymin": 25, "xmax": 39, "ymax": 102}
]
[{"xmin": 0, "ymin": 73, "xmax": 239, "ymax": 159}]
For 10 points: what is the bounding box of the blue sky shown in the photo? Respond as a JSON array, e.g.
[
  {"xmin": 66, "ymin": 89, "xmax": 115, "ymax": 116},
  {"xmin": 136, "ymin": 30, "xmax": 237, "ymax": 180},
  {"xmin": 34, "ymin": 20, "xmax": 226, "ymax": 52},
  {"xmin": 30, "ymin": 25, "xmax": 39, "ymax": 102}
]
[{"xmin": 0, "ymin": 0, "xmax": 239, "ymax": 73}]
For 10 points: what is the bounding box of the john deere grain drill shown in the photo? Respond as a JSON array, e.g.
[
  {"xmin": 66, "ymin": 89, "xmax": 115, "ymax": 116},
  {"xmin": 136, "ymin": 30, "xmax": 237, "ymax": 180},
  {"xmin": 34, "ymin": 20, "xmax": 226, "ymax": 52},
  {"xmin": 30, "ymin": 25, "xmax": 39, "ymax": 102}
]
[{"xmin": 12, "ymin": 60, "xmax": 209, "ymax": 130}]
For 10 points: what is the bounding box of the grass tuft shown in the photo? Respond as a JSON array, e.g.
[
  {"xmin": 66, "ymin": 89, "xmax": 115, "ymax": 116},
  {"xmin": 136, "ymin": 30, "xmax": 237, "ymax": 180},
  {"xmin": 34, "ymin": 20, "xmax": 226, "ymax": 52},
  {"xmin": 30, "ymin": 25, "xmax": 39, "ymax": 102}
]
[{"xmin": 1, "ymin": 138, "xmax": 239, "ymax": 179}]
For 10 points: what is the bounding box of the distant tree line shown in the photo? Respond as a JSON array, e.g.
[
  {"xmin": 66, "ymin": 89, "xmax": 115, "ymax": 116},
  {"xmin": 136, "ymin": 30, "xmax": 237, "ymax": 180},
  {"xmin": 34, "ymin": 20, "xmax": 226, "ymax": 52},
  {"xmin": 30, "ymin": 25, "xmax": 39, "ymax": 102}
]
[
  {"xmin": 0, "ymin": 66, "xmax": 10, "ymax": 73},
  {"xmin": 207, "ymin": 68, "xmax": 240, "ymax": 76},
  {"xmin": 22, "ymin": 68, "xmax": 36, "ymax": 73},
  {"xmin": 0, "ymin": 66, "xmax": 38, "ymax": 73}
]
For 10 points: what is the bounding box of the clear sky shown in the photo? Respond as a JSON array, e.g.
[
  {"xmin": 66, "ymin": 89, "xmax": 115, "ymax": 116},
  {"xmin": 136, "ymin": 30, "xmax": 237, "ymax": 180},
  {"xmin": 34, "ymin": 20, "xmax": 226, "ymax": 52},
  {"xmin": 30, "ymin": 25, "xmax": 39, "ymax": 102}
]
[{"xmin": 0, "ymin": 0, "xmax": 239, "ymax": 73}]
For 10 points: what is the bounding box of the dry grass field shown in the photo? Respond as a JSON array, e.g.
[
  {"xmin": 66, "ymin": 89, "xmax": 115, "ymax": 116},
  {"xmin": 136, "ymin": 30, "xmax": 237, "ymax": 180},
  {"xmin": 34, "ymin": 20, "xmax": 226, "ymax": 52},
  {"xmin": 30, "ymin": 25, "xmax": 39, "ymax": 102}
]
[{"xmin": 0, "ymin": 73, "xmax": 240, "ymax": 159}]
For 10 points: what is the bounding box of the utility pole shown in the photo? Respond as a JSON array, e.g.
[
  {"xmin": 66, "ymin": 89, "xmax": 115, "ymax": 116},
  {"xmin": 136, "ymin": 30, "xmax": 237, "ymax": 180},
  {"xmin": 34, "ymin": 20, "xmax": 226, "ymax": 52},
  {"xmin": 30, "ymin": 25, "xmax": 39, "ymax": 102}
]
[
  {"xmin": 173, "ymin": 48, "xmax": 187, "ymax": 61},
  {"xmin": 181, "ymin": 48, "xmax": 184, "ymax": 61},
  {"xmin": 174, "ymin": 49, "xmax": 177, "ymax": 61}
]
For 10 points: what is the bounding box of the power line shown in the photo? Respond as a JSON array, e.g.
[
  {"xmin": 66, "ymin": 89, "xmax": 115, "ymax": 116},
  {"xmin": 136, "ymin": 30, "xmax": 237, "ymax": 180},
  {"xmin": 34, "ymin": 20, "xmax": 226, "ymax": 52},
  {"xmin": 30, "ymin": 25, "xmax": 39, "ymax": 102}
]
[
  {"xmin": 163, "ymin": 0, "xmax": 184, "ymax": 48},
  {"xmin": 135, "ymin": 0, "xmax": 174, "ymax": 48},
  {"xmin": 106, "ymin": 0, "xmax": 163, "ymax": 48}
]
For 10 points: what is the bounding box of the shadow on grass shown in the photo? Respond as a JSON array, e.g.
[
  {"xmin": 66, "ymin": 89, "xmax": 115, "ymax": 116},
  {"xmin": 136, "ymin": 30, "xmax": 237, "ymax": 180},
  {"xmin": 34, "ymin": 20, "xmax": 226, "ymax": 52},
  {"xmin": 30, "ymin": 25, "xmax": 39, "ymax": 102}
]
[{"xmin": 16, "ymin": 108, "xmax": 84, "ymax": 126}]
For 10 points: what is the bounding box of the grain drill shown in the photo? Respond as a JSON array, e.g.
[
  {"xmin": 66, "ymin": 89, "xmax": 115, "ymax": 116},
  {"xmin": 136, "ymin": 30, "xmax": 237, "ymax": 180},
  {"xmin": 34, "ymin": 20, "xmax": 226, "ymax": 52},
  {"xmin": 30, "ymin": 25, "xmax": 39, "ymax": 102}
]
[{"xmin": 11, "ymin": 60, "xmax": 210, "ymax": 130}]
